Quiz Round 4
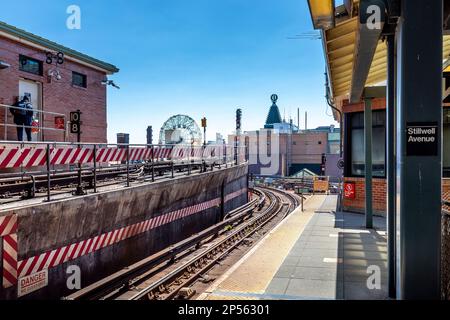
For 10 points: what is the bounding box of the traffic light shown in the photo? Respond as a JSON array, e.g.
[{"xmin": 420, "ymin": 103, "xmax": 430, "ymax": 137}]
[
  {"xmin": 321, "ymin": 153, "xmax": 326, "ymax": 176},
  {"xmin": 201, "ymin": 117, "xmax": 207, "ymax": 128},
  {"xmin": 236, "ymin": 109, "xmax": 242, "ymax": 131},
  {"xmin": 147, "ymin": 126, "xmax": 153, "ymax": 145}
]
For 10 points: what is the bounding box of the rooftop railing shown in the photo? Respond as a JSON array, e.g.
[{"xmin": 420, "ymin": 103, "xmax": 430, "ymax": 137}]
[{"xmin": 0, "ymin": 103, "xmax": 67, "ymax": 141}]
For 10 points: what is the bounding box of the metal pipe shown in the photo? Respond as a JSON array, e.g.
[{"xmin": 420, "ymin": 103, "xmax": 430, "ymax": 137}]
[
  {"xmin": 46, "ymin": 144, "xmax": 51, "ymax": 202},
  {"xmin": 151, "ymin": 146, "xmax": 155, "ymax": 182},
  {"xmin": 325, "ymin": 70, "xmax": 344, "ymax": 158},
  {"xmin": 126, "ymin": 145, "xmax": 130, "ymax": 187},
  {"xmin": 93, "ymin": 144, "xmax": 97, "ymax": 193}
]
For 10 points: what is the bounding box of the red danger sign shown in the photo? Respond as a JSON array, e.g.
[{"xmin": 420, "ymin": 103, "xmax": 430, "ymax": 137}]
[
  {"xmin": 344, "ymin": 182, "xmax": 356, "ymax": 199},
  {"xmin": 18, "ymin": 269, "xmax": 48, "ymax": 297}
]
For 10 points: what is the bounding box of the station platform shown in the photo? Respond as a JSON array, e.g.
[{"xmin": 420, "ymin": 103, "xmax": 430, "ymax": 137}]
[{"xmin": 199, "ymin": 194, "xmax": 388, "ymax": 300}]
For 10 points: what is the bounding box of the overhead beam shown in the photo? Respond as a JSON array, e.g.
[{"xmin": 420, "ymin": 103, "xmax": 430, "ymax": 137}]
[{"xmin": 349, "ymin": 0, "xmax": 386, "ymax": 103}]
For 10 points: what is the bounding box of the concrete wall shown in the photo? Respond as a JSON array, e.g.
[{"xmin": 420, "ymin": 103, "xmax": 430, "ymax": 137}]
[{"xmin": 0, "ymin": 164, "xmax": 248, "ymax": 300}]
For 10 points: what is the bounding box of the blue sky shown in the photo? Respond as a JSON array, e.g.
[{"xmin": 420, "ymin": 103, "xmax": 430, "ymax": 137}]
[{"xmin": 1, "ymin": 0, "xmax": 338, "ymax": 144}]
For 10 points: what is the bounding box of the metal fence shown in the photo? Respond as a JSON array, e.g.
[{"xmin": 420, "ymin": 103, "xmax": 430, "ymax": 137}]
[
  {"xmin": 0, "ymin": 141, "xmax": 247, "ymax": 202},
  {"xmin": 0, "ymin": 103, "xmax": 67, "ymax": 141},
  {"xmin": 443, "ymin": 200, "xmax": 450, "ymax": 300}
]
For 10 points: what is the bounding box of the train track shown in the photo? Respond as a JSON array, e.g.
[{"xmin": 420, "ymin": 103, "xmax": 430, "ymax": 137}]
[
  {"xmin": 0, "ymin": 160, "xmax": 223, "ymax": 201},
  {"xmin": 64, "ymin": 187, "xmax": 301, "ymax": 301}
]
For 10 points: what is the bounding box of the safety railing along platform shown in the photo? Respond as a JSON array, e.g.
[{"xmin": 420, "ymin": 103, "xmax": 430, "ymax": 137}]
[{"xmin": 0, "ymin": 141, "xmax": 247, "ymax": 203}]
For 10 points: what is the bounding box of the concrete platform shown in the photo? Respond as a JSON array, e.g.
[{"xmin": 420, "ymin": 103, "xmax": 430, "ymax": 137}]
[{"xmin": 199, "ymin": 195, "xmax": 388, "ymax": 300}]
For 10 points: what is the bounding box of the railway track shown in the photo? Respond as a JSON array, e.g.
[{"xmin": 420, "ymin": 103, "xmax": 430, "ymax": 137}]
[
  {"xmin": 64, "ymin": 187, "xmax": 301, "ymax": 301},
  {"xmin": 0, "ymin": 160, "xmax": 223, "ymax": 201}
]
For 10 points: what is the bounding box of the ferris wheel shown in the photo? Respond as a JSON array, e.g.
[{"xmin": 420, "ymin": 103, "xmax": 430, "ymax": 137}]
[{"xmin": 159, "ymin": 115, "xmax": 203, "ymax": 145}]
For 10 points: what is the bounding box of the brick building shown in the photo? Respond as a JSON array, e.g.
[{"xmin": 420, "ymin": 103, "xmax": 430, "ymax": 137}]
[
  {"xmin": 0, "ymin": 21, "xmax": 119, "ymax": 143},
  {"xmin": 307, "ymin": 1, "xmax": 450, "ymax": 215},
  {"xmin": 340, "ymin": 98, "xmax": 450, "ymax": 215}
]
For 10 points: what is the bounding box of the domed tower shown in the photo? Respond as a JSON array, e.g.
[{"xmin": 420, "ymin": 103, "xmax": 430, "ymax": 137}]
[{"xmin": 264, "ymin": 94, "xmax": 283, "ymax": 129}]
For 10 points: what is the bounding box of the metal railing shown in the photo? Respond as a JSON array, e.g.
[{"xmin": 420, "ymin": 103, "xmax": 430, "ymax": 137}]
[
  {"xmin": 442, "ymin": 200, "xmax": 450, "ymax": 300},
  {"xmin": 0, "ymin": 103, "xmax": 67, "ymax": 141},
  {"xmin": 0, "ymin": 141, "xmax": 248, "ymax": 203}
]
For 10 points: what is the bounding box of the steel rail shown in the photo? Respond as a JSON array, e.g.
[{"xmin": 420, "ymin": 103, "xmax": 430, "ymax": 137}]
[
  {"xmin": 128, "ymin": 189, "xmax": 287, "ymax": 301},
  {"xmin": 64, "ymin": 189, "xmax": 265, "ymax": 300}
]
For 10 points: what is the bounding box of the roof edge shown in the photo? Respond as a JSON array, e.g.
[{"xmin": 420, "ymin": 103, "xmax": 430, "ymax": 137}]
[{"xmin": 0, "ymin": 21, "xmax": 119, "ymax": 74}]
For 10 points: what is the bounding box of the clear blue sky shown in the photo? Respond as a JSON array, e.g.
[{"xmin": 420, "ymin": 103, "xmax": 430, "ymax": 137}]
[{"xmin": 1, "ymin": 0, "xmax": 338, "ymax": 144}]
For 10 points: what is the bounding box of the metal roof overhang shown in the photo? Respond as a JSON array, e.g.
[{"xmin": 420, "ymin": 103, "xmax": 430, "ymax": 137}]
[{"xmin": 323, "ymin": 15, "xmax": 450, "ymax": 117}]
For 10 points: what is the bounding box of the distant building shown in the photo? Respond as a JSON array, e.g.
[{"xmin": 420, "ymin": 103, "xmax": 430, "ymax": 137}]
[{"xmin": 229, "ymin": 95, "xmax": 341, "ymax": 177}]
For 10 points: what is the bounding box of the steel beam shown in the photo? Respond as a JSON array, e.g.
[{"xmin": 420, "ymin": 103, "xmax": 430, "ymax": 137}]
[
  {"xmin": 364, "ymin": 97, "xmax": 373, "ymax": 229},
  {"xmin": 386, "ymin": 34, "xmax": 396, "ymax": 299},
  {"xmin": 396, "ymin": 0, "xmax": 442, "ymax": 300},
  {"xmin": 350, "ymin": 0, "xmax": 386, "ymax": 103}
]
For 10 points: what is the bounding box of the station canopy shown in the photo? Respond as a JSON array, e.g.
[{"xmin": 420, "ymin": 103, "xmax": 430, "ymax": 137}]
[{"xmin": 308, "ymin": 0, "xmax": 450, "ymax": 120}]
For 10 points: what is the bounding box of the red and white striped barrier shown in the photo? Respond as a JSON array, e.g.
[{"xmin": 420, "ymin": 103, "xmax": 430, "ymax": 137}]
[
  {"xmin": 3, "ymin": 234, "xmax": 18, "ymax": 288},
  {"xmin": 16, "ymin": 189, "xmax": 245, "ymax": 279},
  {"xmin": 1, "ymin": 214, "xmax": 18, "ymax": 288},
  {"xmin": 50, "ymin": 147, "xmax": 94, "ymax": 166},
  {"xmin": 0, "ymin": 214, "xmax": 17, "ymax": 237},
  {"xmin": 0, "ymin": 145, "xmax": 181, "ymax": 168}
]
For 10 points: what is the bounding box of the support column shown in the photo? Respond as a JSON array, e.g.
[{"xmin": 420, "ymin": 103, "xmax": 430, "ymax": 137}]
[
  {"xmin": 396, "ymin": 0, "xmax": 442, "ymax": 299},
  {"xmin": 364, "ymin": 97, "xmax": 373, "ymax": 229},
  {"xmin": 386, "ymin": 34, "xmax": 397, "ymax": 299}
]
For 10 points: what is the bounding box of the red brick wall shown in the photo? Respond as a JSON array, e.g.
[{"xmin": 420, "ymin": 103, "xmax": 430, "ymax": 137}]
[
  {"xmin": 343, "ymin": 177, "xmax": 387, "ymax": 215},
  {"xmin": 343, "ymin": 177, "xmax": 450, "ymax": 214},
  {"xmin": 0, "ymin": 36, "xmax": 108, "ymax": 143}
]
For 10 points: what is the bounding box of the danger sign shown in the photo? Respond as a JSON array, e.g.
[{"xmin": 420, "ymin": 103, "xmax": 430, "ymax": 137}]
[
  {"xmin": 18, "ymin": 269, "xmax": 48, "ymax": 298},
  {"xmin": 344, "ymin": 182, "xmax": 356, "ymax": 199}
]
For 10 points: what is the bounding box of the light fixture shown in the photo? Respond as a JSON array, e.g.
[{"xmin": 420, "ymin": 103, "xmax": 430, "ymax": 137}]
[
  {"xmin": 307, "ymin": 0, "xmax": 336, "ymax": 30},
  {"xmin": 101, "ymin": 78, "xmax": 120, "ymax": 89},
  {"xmin": 48, "ymin": 69, "xmax": 62, "ymax": 81},
  {"xmin": 0, "ymin": 60, "xmax": 11, "ymax": 70}
]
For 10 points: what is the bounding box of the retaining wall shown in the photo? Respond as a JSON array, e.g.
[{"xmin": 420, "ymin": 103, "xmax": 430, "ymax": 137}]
[{"xmin": 0, "ymin": 164, "xmax": 248, "ymax": 300}]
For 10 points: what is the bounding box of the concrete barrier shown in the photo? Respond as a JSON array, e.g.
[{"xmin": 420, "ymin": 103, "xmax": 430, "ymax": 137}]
[{"xmin": 0, "ymin": 164, "xmax": 248, "ymax": 300}]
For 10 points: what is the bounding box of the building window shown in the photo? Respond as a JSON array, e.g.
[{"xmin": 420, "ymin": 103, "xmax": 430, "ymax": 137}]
[
  {"xmin": 444, "ymin": 108, "xmax": 450, "ymax": 177},
  {"xmin": 19, "ymin": 55, "xmax": 43, "ymax": 76},
  {"xmin": 72, "ymin": 71, "xmax": 87, "ymax": 88},
  {"xmin": 347, "ymin": 110, "xmax": 386, "ymax": 177}
]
